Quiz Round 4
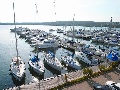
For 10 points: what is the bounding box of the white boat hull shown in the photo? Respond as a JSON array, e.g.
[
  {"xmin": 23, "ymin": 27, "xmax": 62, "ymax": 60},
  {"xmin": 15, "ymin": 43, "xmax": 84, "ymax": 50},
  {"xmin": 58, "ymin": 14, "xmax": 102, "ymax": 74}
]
[
  {"xmin": 45, "ymin": 60, "xmax": 62, "ymax": 71},
  {"xmin": 28, "ymin": 60, "xmax": 44, "ymax": 75},
  {"xmin": 10, "ymin": 57, "xmax": 25, "ymax": 81},
  {"xmin": 11, "ymin": 71, "xmax": 25, "ymax": 81},
  {"xmin": 63, "ymin": 60, "xmax": 81, "ymax": 70},
  {"xmin": 75, "ymin": 51, "xmax": 91, "ymax": 65},
  {"xmin": 39, "ymin": 44, "xmax": 58, "ymax": 48}
]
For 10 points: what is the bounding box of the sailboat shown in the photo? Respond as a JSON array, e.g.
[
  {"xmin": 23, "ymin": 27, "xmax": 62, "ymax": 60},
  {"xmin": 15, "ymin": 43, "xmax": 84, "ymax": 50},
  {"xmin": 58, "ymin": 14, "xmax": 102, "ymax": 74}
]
[
  {"xmin": 44, "ymin": 51, "xmax": 63, "ymax": 71},
  {"xmin": 61, "ymin": 52, "xmax": 81, "ymax": 70},
  {"xmin": 10, "ymin": 2, "xmax": 25, "ymax": 81},
  {"xmin": 28, "ymin": 47, "xmax": 45, "ymax": 75},
  {"xmin": 28, "ymin": 3, "xmax": 45, "ymax": 75}
]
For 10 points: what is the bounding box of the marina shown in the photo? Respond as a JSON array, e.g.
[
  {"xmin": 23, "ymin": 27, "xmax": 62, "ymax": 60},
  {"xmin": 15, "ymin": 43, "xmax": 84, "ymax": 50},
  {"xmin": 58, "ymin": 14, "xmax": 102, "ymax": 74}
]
[
  {"xmin": 0, "ymin": 24, "xmax": 120, "ymax": 89},
  {"xmin": 0, "ymin": 0, "xmax": 120, "ymax": 89}
]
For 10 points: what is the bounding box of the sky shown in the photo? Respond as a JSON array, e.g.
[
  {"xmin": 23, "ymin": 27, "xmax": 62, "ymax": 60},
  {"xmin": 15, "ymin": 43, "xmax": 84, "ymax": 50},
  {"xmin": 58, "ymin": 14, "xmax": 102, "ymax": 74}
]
[{"xmin": 0, "ymin": 0, "xmax": 120, "ymax": 22}]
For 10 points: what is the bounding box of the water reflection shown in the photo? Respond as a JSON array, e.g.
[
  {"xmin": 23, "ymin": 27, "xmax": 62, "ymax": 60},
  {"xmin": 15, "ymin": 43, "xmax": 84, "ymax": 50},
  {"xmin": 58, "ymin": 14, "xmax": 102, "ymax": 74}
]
[
  {"xmin": 10, "ymin": 73, "xmax": 25, "ymax": 86},
  {"xmin": 44, "ymin": 63, "xmax": 61, "ymax": 75},
  {"xmin": 28, "ymin": 67, "xmax": 44, "ymax": 80}
]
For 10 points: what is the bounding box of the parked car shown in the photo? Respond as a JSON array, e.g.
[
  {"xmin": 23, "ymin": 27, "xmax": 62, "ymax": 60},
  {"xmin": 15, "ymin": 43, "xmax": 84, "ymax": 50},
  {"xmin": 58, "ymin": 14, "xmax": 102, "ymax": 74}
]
[
  {"xmin": 105, "ymin": 81, "xmax": 120, "ymax": 90},
  {"xmin": 93, "ymin": 83, "xmax": 111, "ymax": 90}
]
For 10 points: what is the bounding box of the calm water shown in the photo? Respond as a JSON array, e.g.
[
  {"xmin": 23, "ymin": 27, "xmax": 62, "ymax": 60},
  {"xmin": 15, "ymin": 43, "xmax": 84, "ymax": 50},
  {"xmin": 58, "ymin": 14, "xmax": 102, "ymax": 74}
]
[{"xmin": 0, "ymin": 25, "xmax": 101, "ymax": 89}]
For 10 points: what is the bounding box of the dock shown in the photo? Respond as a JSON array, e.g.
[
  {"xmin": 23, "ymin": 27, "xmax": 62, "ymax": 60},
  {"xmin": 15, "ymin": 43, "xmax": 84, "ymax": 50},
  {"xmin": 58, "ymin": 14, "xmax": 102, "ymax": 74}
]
[{"xmin": 8, "ymin": 62, "xmax": 110, "ymax": 90}]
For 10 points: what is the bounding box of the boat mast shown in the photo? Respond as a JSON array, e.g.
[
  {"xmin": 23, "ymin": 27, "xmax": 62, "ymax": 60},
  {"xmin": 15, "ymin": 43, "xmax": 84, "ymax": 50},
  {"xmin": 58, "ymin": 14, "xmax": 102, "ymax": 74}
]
[
  {"xmin": 110, "ymin": 17, "xmax": 112, "ymax": 30},
  {"xmin": 53, "ymin": 0, "xmax": 57, "ymax": 23},
  {"xmin": 72, "ymin": 14, "xmax": 75, "ymax": 42},
  {"xmin": 101, "ymin": 22, "xmax": 102, "ymax": 30},
  {"xmin": 13, "ymin": 2, "xmax": 19, "ymax": 65},
  {"xmin": 35, "ymin": 3, "xmax": 39, "ymax": 60}
]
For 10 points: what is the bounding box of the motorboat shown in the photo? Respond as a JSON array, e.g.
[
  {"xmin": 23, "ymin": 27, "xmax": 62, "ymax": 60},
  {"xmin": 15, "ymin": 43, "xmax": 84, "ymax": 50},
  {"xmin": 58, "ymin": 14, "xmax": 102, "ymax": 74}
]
[
  {"xmin": 56, "ymin": 28, "xmax": 64, "ymax": 33},
  {"xmin": 38, "ymin": 38, "xmax": 58, "ymax": 48},
  {"xmin": 10, "ymin": 26, "xmax": 23, "ymax": 32}
]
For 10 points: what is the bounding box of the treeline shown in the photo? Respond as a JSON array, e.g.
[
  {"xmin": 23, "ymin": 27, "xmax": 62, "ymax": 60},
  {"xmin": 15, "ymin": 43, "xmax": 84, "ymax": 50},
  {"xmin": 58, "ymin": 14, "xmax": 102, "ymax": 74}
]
[{"xmin": 0, "ymin": 21, "xmax": 120, "ymax": 27}]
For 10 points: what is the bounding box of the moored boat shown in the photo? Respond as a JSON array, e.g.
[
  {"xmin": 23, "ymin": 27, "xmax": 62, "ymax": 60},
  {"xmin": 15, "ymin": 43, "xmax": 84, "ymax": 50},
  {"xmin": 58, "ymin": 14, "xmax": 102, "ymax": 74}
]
[
  {"xmin": 10, "ymin": 2, "xmax": 25, "ymax": 81},
  {"xmin": 44, "ymin": 51, "xmax": 63, "ymax": 71},
  {"xmin": 10, "ymin": 56, "xmax": 25, "ymax": 81},
  {"xmin": 28, "ymin": 54, "xmax": 45, "ymax": 75},
  {"xmin": 61, "ymin": 55, "xmax": 81, "ymax": 70}
]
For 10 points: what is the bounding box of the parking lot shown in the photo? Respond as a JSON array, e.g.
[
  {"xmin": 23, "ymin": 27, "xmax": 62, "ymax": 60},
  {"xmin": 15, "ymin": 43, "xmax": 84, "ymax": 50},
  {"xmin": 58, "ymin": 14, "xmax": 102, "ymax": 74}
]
[{"xmin": 64, "ymin": 69, "xmax": 120, "ymax": 90}]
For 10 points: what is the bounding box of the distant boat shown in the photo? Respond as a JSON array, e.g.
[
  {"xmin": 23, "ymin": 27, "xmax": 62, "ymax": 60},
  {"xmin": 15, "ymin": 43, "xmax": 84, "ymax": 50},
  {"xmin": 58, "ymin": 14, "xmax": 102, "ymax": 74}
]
[
  {"xmin": 10, "ymin": 26, "xmax": 22, "ymax": 32},
  {"xmin": 38, "ymin": 38, "xmax": 58, "ymax": 48},
  {"xmin": 56, "ymin": 28, "xmax": 64, "ymax": 33},
  {"xmin": 44, "ymin": 51, "xmax": 63, "ymax": 71},
  {"xmin": 49, "ymin": 29, "xmax": 55, "ymax": 32},
  {"xmin": 10, "ymin": 2, "xmax": 25, "ymax": 81}
]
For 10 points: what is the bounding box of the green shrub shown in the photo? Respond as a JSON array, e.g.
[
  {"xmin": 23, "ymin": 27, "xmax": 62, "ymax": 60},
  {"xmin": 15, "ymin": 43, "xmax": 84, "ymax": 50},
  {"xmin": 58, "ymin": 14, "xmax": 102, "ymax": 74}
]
[
  {"xmin": 83, "ymin": 68, "xmax": 93, "ymax": 78},
  {"xmin": 110, "ymin": 62, "xmax": 119, "ymax": 68},
  {"xmin": 99, "ymin": 65, "xmax": 106, "ymax": 72},
  {"xmin": 92, "ymin": 71, "xmax": 100, "ymax": 77}
]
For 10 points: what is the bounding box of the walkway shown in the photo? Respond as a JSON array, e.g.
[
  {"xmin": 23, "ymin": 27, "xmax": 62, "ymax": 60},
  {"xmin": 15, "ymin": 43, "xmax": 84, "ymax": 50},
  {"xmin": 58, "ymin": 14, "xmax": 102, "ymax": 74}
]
[
  {"xmin": 63, "ymin": 69, "xmax": 120, "ymax": 90},
  {"xmin": 8, "ymin": 63, "xmax": 116, "ymax": 90}
]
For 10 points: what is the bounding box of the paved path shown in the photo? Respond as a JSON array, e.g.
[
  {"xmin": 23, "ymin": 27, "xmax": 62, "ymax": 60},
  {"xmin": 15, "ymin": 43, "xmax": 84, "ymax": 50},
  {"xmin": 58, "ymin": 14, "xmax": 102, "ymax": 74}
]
[{"xmin": 64, "ymin": 69, "xmax": 120, "ymax": 90}]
